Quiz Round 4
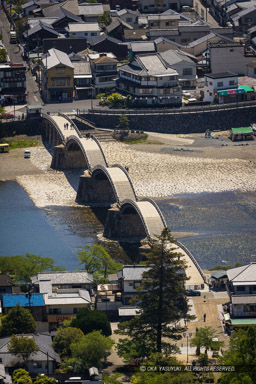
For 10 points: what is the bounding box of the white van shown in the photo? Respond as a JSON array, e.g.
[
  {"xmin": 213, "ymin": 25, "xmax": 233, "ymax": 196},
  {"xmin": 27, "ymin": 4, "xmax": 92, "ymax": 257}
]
[{"xmin": 24, "ymin": 150, "xmax": 31, "ymax": 158}]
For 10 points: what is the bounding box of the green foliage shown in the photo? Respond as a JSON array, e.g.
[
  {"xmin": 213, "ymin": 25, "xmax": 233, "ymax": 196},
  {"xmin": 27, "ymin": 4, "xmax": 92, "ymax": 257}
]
[
  {"xmin": 87, "ymin": 0, "xmax": 97, "ymax": 3},
  {"xmin": 190, "ymin": 327, "xmax": 223, "ymax": 355},
  {"xmin": 198, "ymin": 353, "xmax": 208, "ymax": 366},
  {"xmin": 34, "ymin": 375, "xmax": 56, "ymax": 384},
  {"xmin": 117, "ymin": 228, "xmax": 190, "ymax": 358},
  {"xmin": 13, "ymin": 369, "xmax": 30, "ymax": 384},
  {"xmin": 60, "ymin": 357, "xmax": 84, "ymax": 373},
  {"xmin": 8, "ymin": 335, "xmax": 39, "ymax": 363},
  {"xmin": 208, "ymin": 263, "xmax": 243, "ymax": 271},
  {"xmin": 218, "ymin": 326, "xmax": 256, "ymax": 383},
  {"xmin": 102, "ymin": 373, "xmax": 122, "ymax": 384},
  {"xmin": 78, "ymin": 244, "xmax": 122, "ymax": 280},
  {"xmin": 0, "ymin": 254, "xmax": 64, "ymax": 284},
  {"xmin": 98, "ymin": 12, "xmax": 110, "ymax": 25},
  {"xmin": 96, "ymin": 93, "xmax": 106, "ymax": 99},
  {"xmin": 52, "ymin": 327, "xmax": 84, "ymax": 357},
  {"xmin": 6, "ymin": 139, "xmax": 38, "ymax": 149},
  {"xmin": 116, "ymin": 114, "xmax": 129, "ymax": 131},
  {"xmin": 0, "ymin": 48, "xmax": 7, "ymax": 62},
  {"xmin": 1, "ymin": 305, "xmax": 36, "ymax": 336},
  {"xmin": 71, "ymin": 308, "xmax": 112, "ymax": 337},
  {"xmin": 108, "ymin": 93, "xmax": 123, "ymax": 107},
  {"xmin": 70, "ymin": 330, "xmax": 114, "ymax": 370},
  {"xmin": 16, "ymin": 376, "xmax": 32, "ymax": 384}
]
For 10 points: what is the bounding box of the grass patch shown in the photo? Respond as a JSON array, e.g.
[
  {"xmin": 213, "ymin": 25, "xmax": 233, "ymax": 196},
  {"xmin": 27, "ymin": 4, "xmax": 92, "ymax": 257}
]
[
  {"xmin": 2, "ymin": 139, "xmax": 39, "ymax": 149},
  {"xmin": 125, "ymin": 138, "xmax": 163, "ymax": 145}
]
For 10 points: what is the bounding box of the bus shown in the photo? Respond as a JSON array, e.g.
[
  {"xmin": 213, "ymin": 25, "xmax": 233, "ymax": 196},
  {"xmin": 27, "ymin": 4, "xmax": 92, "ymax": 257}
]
[{"xmin": 0, "ymin": 143, "xmax": 9, "ymax": 153}]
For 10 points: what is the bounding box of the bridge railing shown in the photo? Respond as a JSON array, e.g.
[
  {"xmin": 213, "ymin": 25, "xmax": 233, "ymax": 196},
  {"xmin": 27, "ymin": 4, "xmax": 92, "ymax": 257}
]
[
  {"xmin": 85, "ymin": 99, "xmax": 256, "ymax": 116},
  {"xmin": 90, "ymin": 135, "xmax": 108, "ymax": 168},
  {"xmin": 175, "ymin": 240, "xmax": 206, "ymax": 284},
  {"xmin": 111, "ymin": 164, "xmax": 138, "ymax": 201},
  {"xmin": 141, "ymin": 197, "xmax": 167, "ymax": 228}
]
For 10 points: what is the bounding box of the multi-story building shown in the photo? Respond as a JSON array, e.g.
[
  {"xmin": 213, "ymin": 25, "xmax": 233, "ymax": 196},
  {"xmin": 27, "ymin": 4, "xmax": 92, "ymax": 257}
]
[
  {"xmin": 66, "ymin": 22, "xmax": 101, "ymax": 41},
  {"xmin": 89, "ymin": 53, "xmax": 118, "ymax": 94},
  {"xmin": 0, "ymin": 63, "xmax": 26, "ymax": 103},
  {"xmin": 117, "ymin": 265, "xmax": 149, "ymax": 305},
  {"xmin": 42, "ymin": 48, "xmax": 74, "ymax": 102},
  {"xmin": 117, "ymin": 53, "xmax": 182, "ymax": 106},
  {"xmin": 226, "ymin": 262, "xmax": 256, "ymax": 321},
  {"xmin": 204, "ymin": 72, "xmax": 241, "ymax": 103}
]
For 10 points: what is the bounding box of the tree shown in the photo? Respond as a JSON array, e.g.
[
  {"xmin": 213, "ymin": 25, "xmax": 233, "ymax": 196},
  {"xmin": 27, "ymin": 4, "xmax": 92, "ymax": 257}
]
[
  {"xmin": 78, "ymin": 245, "xmax": 122, "ymax": 280},
  {"xmin": 108, "ymin": 93, "xmax": 123, "ymax": 108},
  {"xmin": 34, "ymin": 375, "xmax": 56, "ymax": 384},
  {"xmin": 190, "ymin": 326, "xmax": 223, "ymax": 355},
  {"xmin": 12, "ymin": 369, "xmax": 31, "ymax": 384},
  {"xmin": 218, "ymin": 326, "xmax": 256, "ymax": 384},
  {"xmin": 0, "ymin": 254, "xmax": 65, "ymax": 284},
  {"xmin": 52, "ymin": 327, "xmax": 84, "ymax": 357},
  {"xmin": 70, "ymin": 330, "xmax": 114, "ymax": 370},
  {"xmin": 1, "ymin": 305, "xmax": 36, "ymax": 336},
  {"xmin": 117, "ymin": 228, "xmax": 190, "ymax": 358},
  {"xmin": 8, "ymin": 335, "xmax": 39, "ymax": 364},
  {"xmin": 71, "ymin": 308, "xmax": 112, "ymax": 337},
  {"xmin": 0, "ymin": 48, "xmax": 7, "ymax": 62},
  {"xmin": 116, "ymin": 114, "xmax": 129, "ymax": 131}
]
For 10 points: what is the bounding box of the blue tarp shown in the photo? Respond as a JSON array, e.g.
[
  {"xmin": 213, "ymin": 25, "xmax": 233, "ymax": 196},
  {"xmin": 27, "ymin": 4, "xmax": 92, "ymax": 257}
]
[{"xmin": 2, "ymin": 294, "xmax": 45, "ymax": 307}]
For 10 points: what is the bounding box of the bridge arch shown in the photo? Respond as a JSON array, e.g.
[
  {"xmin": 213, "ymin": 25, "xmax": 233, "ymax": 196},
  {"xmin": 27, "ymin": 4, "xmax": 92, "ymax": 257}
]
[
  {"xmin": 91, "ymin": 165, "xmax": 137, "ymax": 205},
  {"xmin": 120, "ymin": 199, "xmax": 166, "ymax": 239}
]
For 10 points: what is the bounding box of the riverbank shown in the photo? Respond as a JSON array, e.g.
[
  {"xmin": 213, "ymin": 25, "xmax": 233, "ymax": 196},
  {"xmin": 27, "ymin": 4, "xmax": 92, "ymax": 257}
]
[{"xmin": 1, "ymin": 132, "xmax": 256, "ymax": 206}]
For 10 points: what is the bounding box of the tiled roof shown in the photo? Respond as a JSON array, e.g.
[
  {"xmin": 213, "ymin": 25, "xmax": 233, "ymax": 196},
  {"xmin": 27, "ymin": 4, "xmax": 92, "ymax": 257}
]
[
  {"xmin": 227, "ymin": 262, "xmax": 256, "ymax": 283},
  {"xmin": 0, "ymin": 274, "xmax": 14, "ymax": 287},
  {"xmin": 31, "ymin": 270, "xmax": 93, "ymax": 285},
  {"xmin": 78, "ymin": 3, "xmax": 104, "ymax": 16},
  {"xmin": 118, "ymin": 265, "xmax": 150, "ymax": 281},
  {"xmin": 2, "ymin": 294, "xmax": 45, "ymax": 307},
  {"xmin": 42, "ymin": 48, "xmax": 74, "ymax": 69},
  {"xmin": 73, "ymin": 61, "xmax": 92, "ymax": 75},
  {"xmin": 68, "ymin": 22, "xmax": 101, "ymax": 32}
]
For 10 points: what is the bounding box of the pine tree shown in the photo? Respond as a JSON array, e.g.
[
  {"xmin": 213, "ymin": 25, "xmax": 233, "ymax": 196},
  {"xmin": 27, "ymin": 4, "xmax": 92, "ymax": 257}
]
[{"xmin": 117, "ymin": 228, "xmax": 192, "ymax": 357}]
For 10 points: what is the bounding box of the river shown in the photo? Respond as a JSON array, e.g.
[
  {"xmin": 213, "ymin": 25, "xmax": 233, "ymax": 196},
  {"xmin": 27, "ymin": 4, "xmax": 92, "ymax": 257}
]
[{"xmin": 1, "ymin": 180, "xmax": 256, "ymax": 270}]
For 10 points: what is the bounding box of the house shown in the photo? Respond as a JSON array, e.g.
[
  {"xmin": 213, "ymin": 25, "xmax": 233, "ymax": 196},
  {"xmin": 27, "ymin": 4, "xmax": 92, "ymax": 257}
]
[
  {"xmin": 41, "ymin": 48, "xmax": 74, "ymax": 102},
  {"xmin": 67, "ymin": 22, "xmax": 101, "ymax": 41},
  {"xmin": 24, "ymin": 21, "xmax": 60, "ymax": 50},
  {"xmin": 204, "ymin": 72, "xmax": 241, "ymax": 103},
  {"xmin": 117, "ymin": 265, "xmax": 149, "ymax": 304},
  {"xmin": 209, "ymin": 41, "xmax": 256, "ymax": 76},
  {"xmin": 226, "ymin": 262, "xmax": 256, "ymax": 320},
  {"xmin": 42, "ymin": 0, "xmax": 80, "ymax": 18},
  {"xmin": 124, "ymin": 29, "xmax": 149, "ymax": 42},
  {"xmin": 0, "ymin": 334, "xmax": 60, "ymax": 375},
  {"xmin": 2, "ymin": 294, "xmax": 45, "ymax": 322},
  {"xmin": 129, "ymin": 41, "xmax": 156, "ymax": 58},
  {"xmin": 231, "ymin": 5, "xmax": 256, "ymax": 33},
  {"xmin": 160, "ymin": 49, "xmax": 197, "ymax": 88},
  {"xmin": 89, "ymin": 53, "xmax": 118, "ymax": 94},
  {"xmin": 210, "ymin": 270, "xmax": 228, "ymax": 289},
  {"xmin": 114, "ymin": 9, "xmax": 140, "ymax": 28},
  {"xmin": 117, "ymin": 53, "xmax": 182, "ymax": 106},
  {"xmin": 88, "ymin": 33, "xmax": 128, "ymax": 60},
  {"xmin": 43, "ymin": 38, "xmax": 88, "ymax": 55},
  {"xmin": 0, "ymin": 274, "xmax": 20, "ymax": 300},
  {"xmin": 106, "ymin": 18, "xmax": 133, "ymax": 40},
  {"xmin": 73, "ymin": 61, "xmax": 93, "ymax": 99},
  {"xmin": 31, "ymin": 271, "xmax": 93, "ymax": 330},
  {"xmin": 79, "ymin": 3, "xmax": 104, "ymax": 22},
  {"xmin": 183, "ymin": 32, "xmax": 234, "ymax": 57},
  {"xmin": 154, "ymin": 37, "xmax": 185, "ymax": 53},
  {"xmin": 247, "ymin": 60, "xmax": 256, "ymax": 78},
  {"xmin": 50, "ymin": 8, "xmax": 83, "ymax": 34},
  {"xmin": 0, "ymin": 63, "xmax": 26, "ymax": 104},
  {"xmin": 147, "ymin": 14, "xmax": 180, "ymax": 29},
  {"xmin": 22, "ymin": 0, "xmax": 39, "ymax": 16},
  {"xmin": 138, "ymin": 0, "xmax": 192, "ymax": 13}
]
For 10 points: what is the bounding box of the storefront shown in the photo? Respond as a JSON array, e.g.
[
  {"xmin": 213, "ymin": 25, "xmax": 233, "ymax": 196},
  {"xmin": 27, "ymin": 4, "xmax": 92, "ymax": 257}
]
[{"xmin": 216, "ymin": 87, "xmax": 245, "ymax": 104}]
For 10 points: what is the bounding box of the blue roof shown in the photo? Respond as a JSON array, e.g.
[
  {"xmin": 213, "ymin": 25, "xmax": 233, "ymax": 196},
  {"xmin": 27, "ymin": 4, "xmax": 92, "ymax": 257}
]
[{"xmin": 2, "ymin": 294, "xmax": 45, "ymax": 307}]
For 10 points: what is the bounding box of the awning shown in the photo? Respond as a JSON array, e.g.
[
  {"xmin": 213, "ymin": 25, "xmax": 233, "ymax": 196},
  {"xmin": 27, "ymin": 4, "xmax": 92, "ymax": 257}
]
[
  {"xmin": 231, "ymin": 318, "xmax": 256, "ymax": 326},
  {"xmin": 231, "ymin": 127, "xmax": 253, "ymax": 134},
  {"xmin": 218, "ymin": 88, "xmax": 245, "ymax": 96},
  {"xmin": 239, "ymin": 85, "xmax": 254, "ymax": 93}
]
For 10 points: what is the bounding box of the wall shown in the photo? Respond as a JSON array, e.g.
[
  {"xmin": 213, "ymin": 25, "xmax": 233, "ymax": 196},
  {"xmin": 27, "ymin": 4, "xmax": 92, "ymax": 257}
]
[
  {"xmin": 210, "ymin": 45, "xmax": 251, "ymax": 76},
  {"xmin": 0, "ymin": 118, "xmax": 42, "ymax": 138},
  {"xmin": 84, "ymin": 105, "xmax": 256, "ymax": 132}
]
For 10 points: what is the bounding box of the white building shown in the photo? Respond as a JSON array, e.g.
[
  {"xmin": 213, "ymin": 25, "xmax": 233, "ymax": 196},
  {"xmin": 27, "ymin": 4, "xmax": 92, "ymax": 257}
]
[
  {"xmin": 117, "ymin": 265, "xmax": 149, "ymax": 305},
  {"xmin": 227, "ymin": 262, "xmax": 256, "ymax": 318},
  {"xmin": 117, "ymin": 53, "xmax": 182, "ymax": 106},
  {"xmin": 204, "ymin": 72, "xmax": 238, "ymax": 103},
  {"xmin": 67, "ymin": 22, "xmax": 101, "ymax": 41},
  {"xmin": 89, "ymin": 53, "xmax": 118, "ymax": 94}
]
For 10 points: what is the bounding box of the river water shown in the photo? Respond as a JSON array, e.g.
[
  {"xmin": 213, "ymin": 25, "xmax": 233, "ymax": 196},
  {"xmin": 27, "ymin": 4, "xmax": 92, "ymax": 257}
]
[{"xmin": 1, "ymin": 180, "xmax": 256, "ymax": 270}]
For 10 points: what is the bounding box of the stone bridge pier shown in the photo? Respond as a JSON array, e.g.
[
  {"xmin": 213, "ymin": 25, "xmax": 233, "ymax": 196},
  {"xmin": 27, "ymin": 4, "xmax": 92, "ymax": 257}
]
[{"xmin": 51, "ymin": 144, "xmax": 88, "ymax": 170}]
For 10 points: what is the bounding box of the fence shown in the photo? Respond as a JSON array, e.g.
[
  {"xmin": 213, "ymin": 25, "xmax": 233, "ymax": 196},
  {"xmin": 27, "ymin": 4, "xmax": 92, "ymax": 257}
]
[{"xmin": 83, "ymin": 99, "xmax": 256, "ymax": 116}]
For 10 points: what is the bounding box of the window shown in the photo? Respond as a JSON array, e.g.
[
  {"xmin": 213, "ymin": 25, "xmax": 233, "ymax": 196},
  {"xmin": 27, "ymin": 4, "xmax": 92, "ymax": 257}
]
[
  {"xmin": 84, "ymin": 33, "xmax": 88, "ymax": 36},
  {"xmin": 183, "ymin": 68, "xmax": 193, "ymax": 76},
  {"xmin": 217, "ymin": 81, "xmax": 223, "ymax": 87},
  {"xmin": 134, "ymin": 281, "xmax": 141, "ymax": 288},
  {"xmin": 33, "ymin": 362, "xmax": 42, "ymax": 368},
  {"xmin": 56, "ymin": 67, "xmax": 65, "ymax": 74},
  {"xmin": 52, "ymin": 79, "xmax": 55, "ymax": 86},
  {"xmin": 144, "ymin": 5, "xmax": 148, "ymax": 9},
  {"xmin": 129, "ymin": 283, "xmax": 133, "ymax": 286},
  {"xmin": 56, "ymin": 79, "xmax": 66, "ymax": 86},
  {"xmin": 49, "ymin": 308, "xmax": 61, "ymax": 314},
  {"xmin": 91, "ymin": 32, "xmax": 97, "ymax": 36},
  {"xmin": 229, "ymin": 80, "xmax": 235, "ymax": 85},
  {"xmin": 67, "ymin": 79, "xmax": 70, "ymax": 86},
  {"xmin": 126, "ymin": 17, "xmax": 132, "ymax": 22},
  {"xmin": 209, "ymin": 81, "xmax": 213, "ymax": 85},
  {"xmin": 254, "ymin": 69, "xmax": 256, "ymax": 75},
  {"xmin": 73, "ymin": 308, "xmax": 78, "ymax": 314},
  {"xmin": 230, "ymin": 49, "xmax": 234, "ymax": 52},
  {"xmin": 236, "ymin": 286, "xmax": 245, "ymax": 291}
]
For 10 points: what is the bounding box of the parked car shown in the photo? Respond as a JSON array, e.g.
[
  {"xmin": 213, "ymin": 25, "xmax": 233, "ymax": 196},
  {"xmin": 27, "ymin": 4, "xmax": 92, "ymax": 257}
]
[
  {"xmin": 24, "ymin": 150, "xmax": 31, "ymax": 158},
  {"xmin": 186, "ymin": 289, "xmax": 201, "ymax": 296}
]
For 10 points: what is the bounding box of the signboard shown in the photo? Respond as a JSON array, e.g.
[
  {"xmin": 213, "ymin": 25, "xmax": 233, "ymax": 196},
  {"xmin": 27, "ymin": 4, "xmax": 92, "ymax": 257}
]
[{"xmin": 48, "ymin": 314, "xmax": 75, "ymax": 323}]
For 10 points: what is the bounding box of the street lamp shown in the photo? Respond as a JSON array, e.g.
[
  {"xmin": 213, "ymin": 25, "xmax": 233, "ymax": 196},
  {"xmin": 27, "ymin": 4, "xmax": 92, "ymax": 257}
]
[{"xmin": 183, "ymin": 332, "xmax": 193, "ymax": 364}]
